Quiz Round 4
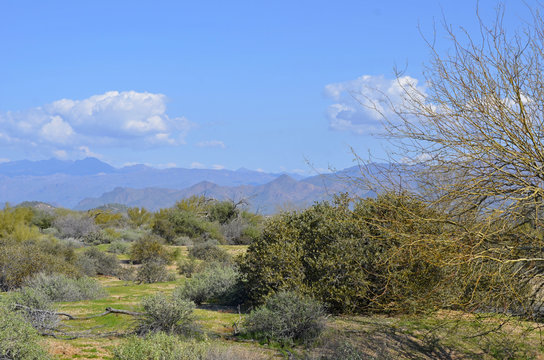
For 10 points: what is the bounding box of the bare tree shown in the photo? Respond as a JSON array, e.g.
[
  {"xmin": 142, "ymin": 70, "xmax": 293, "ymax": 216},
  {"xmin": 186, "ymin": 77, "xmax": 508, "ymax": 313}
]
[{"xmin": 359, "ymin": 4, "xmax": 544, "ymax": 315}]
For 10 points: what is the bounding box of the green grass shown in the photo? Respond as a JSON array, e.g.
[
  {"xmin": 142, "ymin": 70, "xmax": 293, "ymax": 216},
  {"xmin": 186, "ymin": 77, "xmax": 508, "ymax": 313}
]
[{"xmin": 15, "ymin": 244, "xmax": 544, "ymax": 359}]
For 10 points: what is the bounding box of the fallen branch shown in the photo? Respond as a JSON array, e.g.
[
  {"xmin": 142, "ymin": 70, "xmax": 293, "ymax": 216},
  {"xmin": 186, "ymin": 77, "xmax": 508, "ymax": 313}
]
[
  {"xmin": 13, "ymin": 304, "xmax": 75, "ymax": 320},
  {"xmin": 14, "ymin": 304, "xmax": 143, "ymax": 321}
]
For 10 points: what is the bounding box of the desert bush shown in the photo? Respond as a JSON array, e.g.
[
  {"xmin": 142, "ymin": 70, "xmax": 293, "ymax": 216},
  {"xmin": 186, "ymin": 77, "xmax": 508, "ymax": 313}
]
[
  {"xmin": 58, "ymin": 236, "xmax": 84, "ymax": 248},
  {"xmin": 177, "ymin": 257, "xmax": 200, "ymax": 278},
  {"xmin": 130, "ymin": 234, "xmax": 173, "ymax": 264},
  {"xmin": 240, "ymin": 193, "xmax": 445, "ymax": 314},
  {"xmin": 30, "ymin": 208, "xmax": 56, "ymax": 230},
  {"xmin": 0, "ymin": 205, "xmax": 34, "ymax": 239},
  {"xmin": 0, "ymin": 241, "xmax": 79, "ymax": 290},
  {"xmin": 220, "ymin": 211, "xmax": 263, "ymax": 245},
  {"xmin": 118, "ymin": 227, "xmax": 145, "ymax": 242},
  {"xmin": 188, "ymin": 241, "xmax": 231, "ymax": 264},
  {"xmin": 136, "ymin": 259, "xmax": 174, "ymax": 284},
  {"xmin": 127, "ymin": 207, "xmax": 152, "ymax": 228},
  {"xmin": 53, "ymin": 213, "xmax": 98, "ymax": 239},
  {"xmin": 137, "ymin": 293, "xmax": 196, "ymax": 335},
  {"xmin": 172, "ymin": 235, "xmax": 193, "ymax": 246},
  {"xmin": 152, "ymin": 206, "xmax": 223, "ymax": 243},
  {"xmin": 113, "ymin": 332, "xmax": 207, "ymax": 360},
  {"xmin": 7, "ymin": 287, "xmax": 59, "ymax": 333},
  {"xmin": 83, "ymin": 229, "xmax": 109, "ymax": 245},
  {"xmin": 206, "ymin": 200, "xmax": 238, "ymax": 224},
  {"xmin": 0, "ymin": 304, "xmax": 51, "ymax": 360},
  {"xmin": 173, "ymin": 263, "xmax": 239, "ymax": 305},
  {"xmin": 108, "ymin": 240, "xmax": 131, "ymax": 254},
  {"xmin": 113, "ymin": 333, "xmax": 262, "ymax": 360},
  {"xmin": 23, "ymin": 273, "xmax": 106, "ymax": 302},
  {"xmin": 88, "ymin": 209, "xmax": 124, "ymax": 226},
  {"xmin": 117, "ymin": 267, "xmax": 137, "ymax": 282},
  {"xmin": 78, "ymin": 247, "xmax": 119, "ymax": 276},
  {"xmin": 244, "ymin": 291, "xmax": 326, "ymax": 345}
]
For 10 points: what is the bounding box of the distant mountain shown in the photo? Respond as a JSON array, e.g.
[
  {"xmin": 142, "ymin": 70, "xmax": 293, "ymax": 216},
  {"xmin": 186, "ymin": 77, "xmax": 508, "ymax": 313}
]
[
  {"xmin": 0, "ymin": 158, "xmax": 308, "ymax": 208},
  {"xmin": 75, "ymin": 172, "xmax": 374, "ymax": 214}
]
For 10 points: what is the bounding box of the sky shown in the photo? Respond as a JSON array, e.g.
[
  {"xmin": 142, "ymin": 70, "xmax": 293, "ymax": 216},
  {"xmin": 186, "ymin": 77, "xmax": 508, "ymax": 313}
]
[{"xmin": 0, "ymin": 0, "xmax": 536, "ymax": 174}]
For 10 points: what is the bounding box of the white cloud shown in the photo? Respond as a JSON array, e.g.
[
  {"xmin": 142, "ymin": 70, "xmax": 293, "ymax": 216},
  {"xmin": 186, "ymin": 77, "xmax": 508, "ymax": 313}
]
[
  {"xmin": 157, "ymin": 162, "xmax": 177, "ymax": 169},
  {"xmin": 211, "ymin": 164, "xmax": 225, "ymax": 170},
  {"xmin": 53, "ymin": 150, "xmax": 68, "ymax": 159},
  {"xmin": 196, "ymin": 140, "xmax": 226, "ymax": 148},
  {"xmin": 78, "ymin": 146, "xmax": 102, "ymax": 159},
  {"xmin": 324, "ymin": 75, "xmax": 425, "ymax": 134},
  {"xmin": 190, "ymin": 162, "xmax": 206, "ymax": 169},
  {"xmin": 0, "ymin": 91, "xmax": 194, "ymax": 158}
]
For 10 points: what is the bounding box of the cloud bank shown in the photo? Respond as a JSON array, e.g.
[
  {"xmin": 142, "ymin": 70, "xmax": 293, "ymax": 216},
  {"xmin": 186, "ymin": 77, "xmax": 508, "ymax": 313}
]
[
  {"xmin": 0, "ymin": 91, "xmax": 193, "ymax": 158},
  {"xmin": 324, "ymin": 75, "xmax": 425, "ymax": 134}
]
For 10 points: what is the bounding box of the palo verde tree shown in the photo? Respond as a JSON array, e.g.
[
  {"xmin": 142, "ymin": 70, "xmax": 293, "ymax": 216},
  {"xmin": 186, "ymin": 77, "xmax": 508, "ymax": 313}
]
[{"xmin": 359, "ymin": 4, "xmax": 544, "ymax": 315}]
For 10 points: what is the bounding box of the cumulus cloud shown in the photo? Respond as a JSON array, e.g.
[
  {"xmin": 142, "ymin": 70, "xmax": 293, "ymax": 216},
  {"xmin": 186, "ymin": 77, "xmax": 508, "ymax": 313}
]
[
  {"xmin": 196, "ymin": 140, "xmax": 226, "ymax": 148},
  {"xmin": 0, "ymin": 91, "xmax": 194, "ymax": 158},
  {"xmin": 324, "ymin": 75, "xmax": 425, "ymax": 134}
]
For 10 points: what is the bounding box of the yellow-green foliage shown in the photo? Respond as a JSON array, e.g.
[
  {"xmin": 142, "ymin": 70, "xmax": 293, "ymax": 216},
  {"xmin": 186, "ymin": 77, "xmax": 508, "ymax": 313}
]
[
  {"xmin": 240, "ymin": 193, "xmax": 446, "ymax": 314},
  {"xmin": 89, "ymin": 209, "xmax": 123, "ymax": 226},
  {"xmin": 131, "ymin": 235, "xmax": 174, "ymax": 264},
  {"xmin": 0, "ymin": 205, "xmax": 42, "ymax": 242},
  {"xmin": 127, "ymin": 207, "xmax": 152, "ymax": 227}
]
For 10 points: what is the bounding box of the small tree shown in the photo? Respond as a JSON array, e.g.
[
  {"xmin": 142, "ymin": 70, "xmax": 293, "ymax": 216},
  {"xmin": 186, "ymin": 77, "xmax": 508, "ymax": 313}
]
[{"xmin": 356, "ymin": 4, "xmax": 544, "ymax": 314}]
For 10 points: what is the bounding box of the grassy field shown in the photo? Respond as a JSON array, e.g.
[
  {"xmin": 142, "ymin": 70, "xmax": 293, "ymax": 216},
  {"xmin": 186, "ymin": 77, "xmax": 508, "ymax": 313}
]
[{"xmin": 36, "ymin": 245, "xmax": 544, "ymax": 359}]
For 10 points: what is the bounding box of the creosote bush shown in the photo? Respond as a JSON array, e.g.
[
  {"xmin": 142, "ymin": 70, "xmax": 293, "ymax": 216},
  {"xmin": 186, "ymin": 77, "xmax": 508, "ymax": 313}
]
[
  {"xmin": 78, "ymin": 247, "xmax": 119, "ymax": 276},
  {"xmin": 136, "ymin": 259, "xmax": 174, "ymax": 284},
  {"xmin": 188, "ymin": 241, "xmax": 231, "ymax": 264},
  {"xmin": 244, "ymin": 291, "xmax": 326, "ymax": 345},
  {"xmin": 177, "ymin": 257, "xmax": 200, "ymax": 278},
  {"xmin": 240, "ymin": 193, "xmax": 445, "ymax": 314},
  {"xmin": 130, "ymin": 235, "xmax": 173, "ymax": 264},
  {"xmin": 0, "ymin": 240, "xmax": 79, "ymax": 290},
  {"xmin": 174, "ymin": 263, "xmax": 239, "ymax": 305},
  {"xmin": 137, "ymin": 293, "xmax": 196, "ymax": 335},
  {"xmin": 108, "ymin": 240, "xmax": 131, "ymax": 254}
]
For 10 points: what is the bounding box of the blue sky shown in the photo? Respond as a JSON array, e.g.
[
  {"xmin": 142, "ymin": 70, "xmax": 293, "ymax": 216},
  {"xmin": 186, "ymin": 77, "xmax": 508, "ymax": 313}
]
[{"xmin": 0, "ymin": 0, "xmax": 535, "ymax": 174}]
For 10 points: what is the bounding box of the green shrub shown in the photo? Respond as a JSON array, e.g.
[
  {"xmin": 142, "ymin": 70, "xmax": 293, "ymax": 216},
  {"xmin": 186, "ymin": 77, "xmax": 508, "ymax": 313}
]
[
  {"xmin": 78, "ymin": 247, "xmax": 119, "ymax": 276},
  {"xmin": 173, "ymin": 263, "xmax": 239, "ymax": 305},
  {"xmin": 152, "ymin": 206, "xmax": 223, "ymax": 243},
  {"xmin": 240, "ymin": 193, "xmax": 444, "ymax": 314},
  {"xmin": 188, "ymin": 242, "xmax": 231, "ymax": 264},
  {"xmin": 0, "ymin": 241, "xmax": 79, "ymax": 290},
  {"xmin": 113, "ymin": 332, "xmax": 207, "ymax": 360},
  {"xmin": 118, "ymin": 227, "xmax": 145, "ymax": 242},
  {"xmin": 7, "ymin": 287, "xmax": 59, "ymax": 332},
  {"xmin": 113, "ymin": 333, "xmax": 260, "ymax": 360},
  {"xmin": 53, "ymin": 213, "xmax": 98, "ymax": 239},
  {"xmin": 127, "ymin": 207, "xmax": 152, "ymax": 228},
  {"xmin": 206, "ymin": 200, "xmax": 238, "ymax": 224},
  {"xmin": 23, "ymin": 273, "xmax": 106, "ymax": 302},
  {"xmin": 244, "ymin": 291, "xmax": 326, "ymax": 345},
  {"xmin": 136, "ymin": 259, "xmax": 174, "ymax": 284},
  {"xmin": 108, "ymin": 240, "xmax": 131, "ymax": 254},
  {"xmin": 130, "ymin": 235, "xmax": 173, "ymax": 264},
  {"xmin": 137, "ymin": 293, "xmax": 196, "ymax": 335},
  {"xmin": 177, "ymin": 257, "xmax": 200, "ymax": 278},
  {"xmin": 0, "ymin": 305, "xmax": 51, "ymax": 360}
]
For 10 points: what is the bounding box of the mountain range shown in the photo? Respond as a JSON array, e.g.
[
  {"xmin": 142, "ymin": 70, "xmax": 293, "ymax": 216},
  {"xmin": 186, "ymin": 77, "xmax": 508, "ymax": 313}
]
[{"xmin": 0, "ymin": 158, "xmax": 378, "ymax": 214}]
